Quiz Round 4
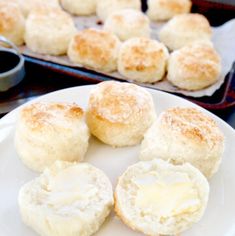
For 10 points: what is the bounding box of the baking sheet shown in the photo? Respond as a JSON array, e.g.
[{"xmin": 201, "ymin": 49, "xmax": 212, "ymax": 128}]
[{"xmin": 19, "ymin": 16, "xmax": 235, "ymax": 98}]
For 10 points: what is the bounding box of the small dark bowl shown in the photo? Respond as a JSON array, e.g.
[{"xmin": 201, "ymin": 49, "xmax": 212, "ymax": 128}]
[{"xmin": 0, "ymin": 36, "xmax": 25, "ymax": 92}]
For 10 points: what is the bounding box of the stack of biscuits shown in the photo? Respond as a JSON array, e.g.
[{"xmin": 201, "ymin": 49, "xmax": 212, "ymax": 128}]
[
  {"xmin": 0, "ymin": 0, "xmax": 221, "ymax": 91},
  {"xmin": 15, "ymin": 81, "xmax": 225, "ymax": 236}
]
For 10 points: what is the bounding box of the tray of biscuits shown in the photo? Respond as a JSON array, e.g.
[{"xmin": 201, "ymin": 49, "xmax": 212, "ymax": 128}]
[
  {"xmin": 0, "ymin": 0, "xmax": 234, "ymax": 101},
  {"xmin": 0, "ymin": 81, "xmax": 234, "ymax": 236}
]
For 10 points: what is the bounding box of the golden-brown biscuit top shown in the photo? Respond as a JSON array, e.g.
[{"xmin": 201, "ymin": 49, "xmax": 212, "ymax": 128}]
[
  {"xmin": 88, "ymin": 81, "xmax": 154, "ymax": 123},
  {"xmin": 157, "ymin": 0, "xmax": 192, "ymax": 13},
  {"xmin": 159, "ymin": 107, "xmax": 224, "ymax": 146},
  {"xmin": 173, "ymin": 43, "xmax": 221, "ymax": 80},
  {"xmin": 120, "ymin": 38, "xmax": 168, "ymax": 72},
  {"xmin": 20, "ymin": 102, "xmax": 84, "ymax": 132},
  {"xmin": 71, "ymin": 29, "xmax": 119, "ymax": 67}
]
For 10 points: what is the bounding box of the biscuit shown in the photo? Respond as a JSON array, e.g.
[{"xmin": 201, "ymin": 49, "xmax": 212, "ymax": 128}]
[
  {"xmin": 60, "ymin": 0, "xmax": 96, "ymax": 15},
  {"xmin": 15, "ymin": 102, "xmax": 90, "ymax": 172},
  {"xmin": 24, "ymin": 8, "xmax": 76, "ymax": 55},
  {"xmin": 115, "ymin": 159, "xmax": 209, "ymax": 235},
  {"xmin": 19, "ymin": 161, "xmax": 113, "ymax": 236},
  {"xmin": 68, "ymin": 28, "xmax": 121, "ymax": 72},
  {"xmin": 96, "ymin": 0, "xmax": 141, "ymax": 21},
  {"xmin": 86, "ymin": 81, "xmax": 156, "ymax": 147},
  {"xmin": 118, "ymin": 37, "xmax": 169, "ymax": 82},
  {"xmin": 147, "ymin": 0, "xmax": 192, "ymax": 21},
  {"xmin": 18, "ymin": 0, "xmax": 60, "ymax": 17},
  {"xmin": 167, "ymin": 42, "xmax": 221, "ymax": 90},
  {"xmin": 104, "ymin": 9, "xmax": 151, "ymax": 41},
  {"xmin": 0, "ymin": 2, "xmax": 25, "ymax": 46},
  {"xmin": 140, "ymin": 107, "xmax": 225, "ymax": 178},
  {"xmin": 159, "ymin": 13, "xmax": 212, "ymax": 50}
]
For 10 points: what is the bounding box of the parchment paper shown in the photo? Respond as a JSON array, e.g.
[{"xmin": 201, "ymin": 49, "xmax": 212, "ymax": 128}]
[{"xmin": 19, "ymin": 16, "xmax": 235, "ymax": 98}]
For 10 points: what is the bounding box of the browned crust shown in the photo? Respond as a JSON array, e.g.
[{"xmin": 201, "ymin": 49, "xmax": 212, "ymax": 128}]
[
  {"xmin": 20, "ymin": 102, "xmax": 84, "ymax": 132},
  {"xmin": 160, "ymin": 107, "xmax": 224, "ymax": 145},
  {"xmin": 87, "ymin": 81, "xmax": 153, "ymax": 123},
  {"xmin": 175, "ymin": 43, "xmax": 220, "ymax": 79},
  {"xmin": 72, "ymin": 29, "xmax": 118, "ymax": 66},
  {"xmin": 158, "ymin": 0, "xmax": 192, "ymax": 13},
  {"xmin": 120, "ymin": 38, "xmax": 167, "ymax": 72}
]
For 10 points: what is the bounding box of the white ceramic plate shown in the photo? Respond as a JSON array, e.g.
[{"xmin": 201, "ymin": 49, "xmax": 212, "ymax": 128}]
[{"xmin": 0, "ymin": 85, "xmax": 235, "ymax": 236}]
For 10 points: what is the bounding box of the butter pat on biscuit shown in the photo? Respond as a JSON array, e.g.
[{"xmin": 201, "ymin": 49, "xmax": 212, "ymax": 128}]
[{"xmin": 115, "ymin": 159, "xmax": 209, "ymax": 235}]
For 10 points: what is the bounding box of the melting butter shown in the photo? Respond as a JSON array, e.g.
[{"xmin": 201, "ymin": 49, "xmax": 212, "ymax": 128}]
[
  {"xmin": 46, "ymin": 166, "xmax": 96, "ymax": 206},
  {"xmin": 135, "ymin": 171, "xmax": 200, "ymax": 217}
]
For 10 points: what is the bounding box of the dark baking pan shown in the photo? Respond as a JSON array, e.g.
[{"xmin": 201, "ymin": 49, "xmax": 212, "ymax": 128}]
[
  {"xmin": 191, "ymin": 0, "xmax": 235, "ymax": 26},
  {"xmin": 1, "ymin": 0, "xmax": 233, "ymax": 113}
]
